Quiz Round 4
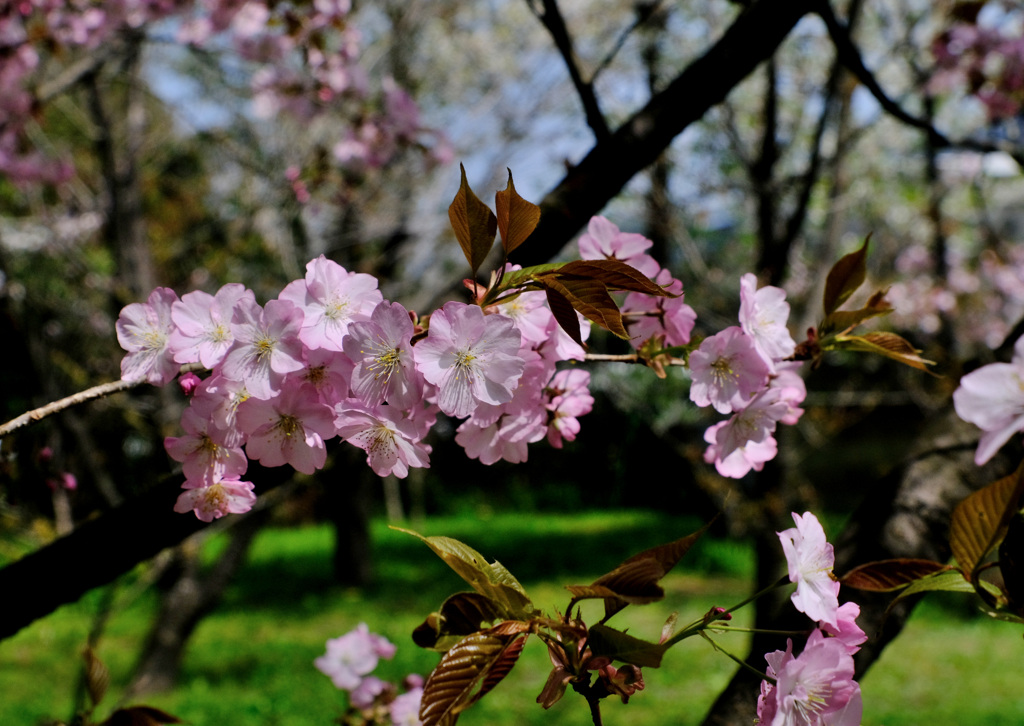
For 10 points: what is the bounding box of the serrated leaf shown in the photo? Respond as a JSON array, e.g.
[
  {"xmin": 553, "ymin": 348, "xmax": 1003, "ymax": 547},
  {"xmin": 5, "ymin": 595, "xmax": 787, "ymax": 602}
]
[
  {"xmin": 556, "ymin": 259, "xmax": 674, "ymax": 296},
  {"xmin": 494, "ymin": 169, "xmax": 540, "ymax": 256},
  {"xmin": 587, "ymin": 624, "xmax": 667, "ymax": 668},
  {"xmin": 950, "ymin": 463, "xmax": 1024, "ymax": 581},
  {"xmin": 419, "ymin": 628, "xmax": 527, "ymax": 726},
  {"xmin": 533, "ymin": 275, "xmax": 628, "ymax": 338},
  {"xmin": 393, "ymin": 528, "xmax": 536, "ymax": 619},
  {"xmin": 823, "ymin": 235, "xmax": 869, "ymax": 316},
  {"xmin": 448, "ymin": 163, "xmax": 497, "ymax": 276},
  {"xmin": 840, "ymin": 558, "xmax": 951, "ymax": 591},
  {"xmin": 833, "ymin": 332, "xmax": 935, "ymax": 371},
  {"xmin": 83, "ymin": 647, "xmax": 109, "ymax": 709},
  {"xmin": 99, "ymin": 706, "xmax": 183, "ymax": 726},
  {"xmin": 891, "ymin": 569, "xmax": 978, "ymax": 608}
]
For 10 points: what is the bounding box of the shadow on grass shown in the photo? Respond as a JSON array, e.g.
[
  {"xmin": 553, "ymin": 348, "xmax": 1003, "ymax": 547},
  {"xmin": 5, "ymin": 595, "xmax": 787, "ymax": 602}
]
[{"xmin": 217, "ymin": 510, "xmax": 751, "ymax": 618}]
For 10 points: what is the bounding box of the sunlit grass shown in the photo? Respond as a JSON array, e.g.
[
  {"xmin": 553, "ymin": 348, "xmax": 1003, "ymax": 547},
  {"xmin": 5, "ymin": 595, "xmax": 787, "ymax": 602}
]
[{"xmin": 2, "ymin": 510, "xmax": 1023, "ymax": 725}]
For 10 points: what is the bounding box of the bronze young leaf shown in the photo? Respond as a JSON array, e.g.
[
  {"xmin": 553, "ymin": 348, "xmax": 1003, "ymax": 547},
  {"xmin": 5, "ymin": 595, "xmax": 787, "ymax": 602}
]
[{"xmin": 448, "ymin": 163, "xmax": 497, "ymax": 276}]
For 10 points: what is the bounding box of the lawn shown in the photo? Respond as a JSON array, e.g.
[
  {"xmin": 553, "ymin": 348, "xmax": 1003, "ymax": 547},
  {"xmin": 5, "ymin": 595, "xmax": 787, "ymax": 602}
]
[{"xmin": 2, "ymin": 510, "xmax": 1022, "ymax": 725}]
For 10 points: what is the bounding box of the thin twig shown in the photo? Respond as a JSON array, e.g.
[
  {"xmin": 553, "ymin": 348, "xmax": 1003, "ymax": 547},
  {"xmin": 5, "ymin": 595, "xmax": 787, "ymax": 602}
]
[{"xmin": 0, "ymin": 378, "xmax": 145, "ymax": 439}]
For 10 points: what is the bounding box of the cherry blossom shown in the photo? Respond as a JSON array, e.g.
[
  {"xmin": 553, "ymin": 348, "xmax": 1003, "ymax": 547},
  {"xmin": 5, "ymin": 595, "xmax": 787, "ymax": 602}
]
[
  {"xmin": 173, "ymin": 477, "xmax": 257, "ymax": 522},
  {"xmin": 413, "ymin": 301, "xmax": 525, "ymax": 419},
  {"xmin": 778, "ymin": 512, "xmax": 840, "ymax": 629},
  {"xmin": 703, "ymin": 421, "xmax": 778, "ymax": 478},
  {"xmin": 544, "ymin": 368, "xmax": 594, "ymax": 449},
  {"xmin": 116, "ymin": 287, "xmax": 181, "ymax": 386},
  {"xmin": 739, "ymin": 273, "xmax": 796, "ymax": 371},
  {"xmin": 952, "ymin": 334, "xmax": 1024, "ymax": 465},
  {"xmin": 334, "ymin": 402, "xmax": 431, "ymax": 478},
  {"xmin": 279, "ymin": 255, "xmax": 382, "ymax": 351},
  {"xmin": 169, "ymin": 283, "xmax": 255, "ymax": 368},
  {"xmin": 389, "ymin": 686, "xmax": 424, "ymax": 726},
  {"xmin": 689, "ymin": 326, "xmax": 771, "ymax": 414},
  {"xmin": 621, "ymin": 270, "xmax": 696, "ymax": 349},
  {"xmin": 221, "ymin": 297, "xmax": 306, "ymax": 400},
  {"xmin": 577, "ymin": 215, "xmax": 659, "ymax": 277},
  {"xmin": 236, "ymin": 383, "xmax": 336, "ymax": 474},
  {"xmin": 165, "ymin": 407, "xmax": 248, "ymax": 486},
  {"xmin": 315, "ymin": 623, "xmax": 396, "ymax": 691},
  {"xmin": 343, "ymin": 300, "xmax": 423, "ymax": 409}
]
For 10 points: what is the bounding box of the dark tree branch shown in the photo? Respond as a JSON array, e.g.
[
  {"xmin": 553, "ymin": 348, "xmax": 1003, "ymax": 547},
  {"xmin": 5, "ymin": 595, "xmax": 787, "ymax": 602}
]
[
  {"xmin": 0, "ymin": 463, "xmax": 292, "ymax": 641},
  {"xmin": 816, "ymin": 0, "xmax": 1024, "ymax": 167},
  {"xmin": 515, "ymin": 0, "xmax": 818, "ymax": 267},
  {"xmin": 526, "ymin": 0, "xmax": 611, "ymax": 141}
]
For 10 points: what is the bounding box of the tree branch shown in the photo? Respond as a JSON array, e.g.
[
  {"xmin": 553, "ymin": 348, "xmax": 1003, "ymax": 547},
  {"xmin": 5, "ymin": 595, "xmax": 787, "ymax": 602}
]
[
  {"xmin": 527, "ymin": 0, "xmax": 611, "ymax": 141},
  {"xmin": 515, "ymin": 0, "xmax": 818, "ymax": 267},
  {"xmin": 816, "ymin": 0, "xmax": 1024, "ymax": 167}
]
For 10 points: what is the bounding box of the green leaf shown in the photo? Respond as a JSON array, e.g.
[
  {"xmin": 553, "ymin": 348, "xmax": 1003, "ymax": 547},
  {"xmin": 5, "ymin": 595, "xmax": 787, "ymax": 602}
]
[
  {"xmin": 448, "ymin": 163, "xmax": 497, "ymax": 276},
  {"xmin": 819, "ymin": 289, "xmax": 893, "ymax": 336},
  {"xmin": 419, "ymin": 627, "xmax": 528, "ymax": 726},
  {"xmin": 494, "ymin": 169, "xmax": 540, "ymax": 256},
  {"xmin": 950, "ymin": 462, "xmax": 1024, "ymax": 581},
  {"xmin": 832, "ymin": 332, "xmax": 935, "ymax": 372},
  {"xmin": 393, "ymin": 527, "xmax": 536, "ymax": 619},
  {"xmin": 891, "ymin": 569, "xmax": 978, "ymax": 605},
  {"xmin": 823, "ymin": 235, "xmax": 869, "ymax": 316},
  {"xmin": 841, "ymin": 558, "xmax": 951, "ymax": 591},
  {"xmin": 586, "ymin": 624, "xmax": 667, "ymax": 668}
]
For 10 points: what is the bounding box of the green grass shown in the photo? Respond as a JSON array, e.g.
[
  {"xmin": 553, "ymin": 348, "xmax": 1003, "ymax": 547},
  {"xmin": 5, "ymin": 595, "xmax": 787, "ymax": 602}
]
[{"xmin": 2, "ymin": 510, "xmax": 1023, "ymax": 725}]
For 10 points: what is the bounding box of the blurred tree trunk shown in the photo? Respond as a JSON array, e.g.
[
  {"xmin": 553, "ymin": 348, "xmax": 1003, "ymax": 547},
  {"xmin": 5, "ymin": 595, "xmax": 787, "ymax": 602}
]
[{"xmin": 127, "ymin": 506, "xmax": 271, "ymax": 696}]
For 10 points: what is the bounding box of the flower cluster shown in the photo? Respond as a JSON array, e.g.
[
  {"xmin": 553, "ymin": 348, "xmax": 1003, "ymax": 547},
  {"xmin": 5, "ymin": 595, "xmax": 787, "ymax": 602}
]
[
  {"xmin": 696, "ymin": 274, "xmax": 805, "ymax": 478},
  {"xmin": 116, "ymin": 254, "xmax": 595, "ymax": 519},
  {"xmin": 315, "ymin": 624, "xmax": 424, "ymax": 725},
  {"xmin": 756, "ymin": 512, "xmax": 866, "ymax": 726},
  {"xmin": 953, "ymin": 333, "xmax": 1024, "ymax": 465}
]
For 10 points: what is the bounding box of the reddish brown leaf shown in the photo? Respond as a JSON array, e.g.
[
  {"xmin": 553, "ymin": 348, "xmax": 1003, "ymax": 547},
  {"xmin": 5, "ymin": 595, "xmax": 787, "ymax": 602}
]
[
  {"xmin": 556, "ymin": 259, "xmax": 674, "ymax": 296},
  {"xmin": 83, "ymin": 647, "xmax": 109, "ymax": 709},
  {"xmin": 448, "ymin": 163, "xmax": 497, "ymax": 275},
  {"xmin": 419, "ymin": 629, "xmax": 526, "ymax": 726},
  {"xmin": 999, "ymin": 514, "xmax": 1024, "ymax": 613},
  {"xmin": 494, "ymin": 169, "xmax": 540, "ymax": 256},
  {"xmin": 950, "ymin": 462, "xmax": 1024, "ymax": 581},
  {"xmin": 840, "ymin": 558, "xmax": 951, "ymax": 591},
  {"xmin": 587, "ymin": 624, "xmax": 667, "ymax": 668},
  {"xmin": 542, "ymin": 287, "xmax": 583, "ymax": 346},
  {"xmin": 534, "ymin": 275, "xmax": 629, "ymax": 338},
  {"xmin": 823, "ymin": 235, "xmax": 869, "ymax": 316}
]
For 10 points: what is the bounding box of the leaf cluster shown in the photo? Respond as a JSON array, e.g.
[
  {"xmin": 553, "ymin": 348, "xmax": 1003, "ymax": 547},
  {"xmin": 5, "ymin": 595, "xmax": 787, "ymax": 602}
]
[
  {"xmin": 447, "ymin": 166, "xmax": 675, "ymax": 348},
  {"xmin": 400, "ymin": 520, "xmax": 715, "ymax": 726},
  {"xmin": 793, "ymin": 235, "xmax": 934, "ymax": 372},
  {"xmin": 842, "ymin": 461, "xmax": 1024, "ymax": 625}
]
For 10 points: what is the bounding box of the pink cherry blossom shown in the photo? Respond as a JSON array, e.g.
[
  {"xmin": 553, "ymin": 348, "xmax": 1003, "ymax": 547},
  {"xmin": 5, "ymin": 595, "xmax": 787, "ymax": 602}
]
[
  {"xmin": 689, "ymin": 327, "xmax": 771, "ymax": 414},
  {"xmin": 389, "ymin": 686, "xmax": 424, "ymax": 726},
  {"xmin": 577, "ymin": 215, "xmax": 659, "ymax": 277},
  {"xmin": 703, "ymin": 421, "xmax": 778, "ymax": 478},
  {"xmin": 759, "ymin": 631, "xmax": 860, "ymax": 726},
  {"xmin": 221, "ymin": 297, "xmax": 306, "ymax": 399},
  {"xmin": 237, "ymin": 383, "xmax": 336, "ymax": 474},
  {"xmin": 545, "ymin": 369, "xmax": 594, "ymax": 448},
  {"xmin": 739, "ymin": 273, "xmax": 796, "ymax": 370},
  {"xmin": 821, "ymin": 602, "xmax": 867, "ymax": 655},
  {"xmin": 315, "ymin": 624, "xmax": 396, "ymax": 691},
  {"xmin": 413, "ymin": 302, "xmax": 524, "ymax": 419},
  {"xmin": 279, "ymin": 255, "xmax": 382, "ymax": 350},
  {"xmin": 116, "ymin": 287, "xmax": 181, "ymax": 385},
  {"xmin": 343, "ymin": 300, "xmax": 423, "ymax": 409},
  {"xmin": 952, "ymin": 334, "xmax": 1024, "ymax": 464},
  {"xmin": 778, "ymin": 512, "xmax": 841, "ymax": 629},
  {"xmin": 173, "ymin": 477, "xmax": 257, "ymax": 522},
  {"xmin": 165, "ymin": 407, "xmax": 248, "ymax": 486},
  {"xmin": 712, "ymin": 388, "xmax": 791, "ymax": 461},
  {"xmin": 621, "ymin": 270, "xmax": 696, "ymax": 348},
  {"xmin": 335, "ymin": 402, "xmax": 431, "ymax": 478},
  {"xmin": 169, "ymin": 283, "xmax": 254, "ymax": 368}
]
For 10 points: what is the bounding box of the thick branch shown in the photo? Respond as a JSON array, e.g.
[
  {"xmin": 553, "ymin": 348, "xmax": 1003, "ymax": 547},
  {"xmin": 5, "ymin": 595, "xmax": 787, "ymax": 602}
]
[
  {"xmin": 515, "ymin": 0, "xmax": 818, "ymax": 267},
  {"xmin": 0, "ymin": 463, "xmax": 291, "ymax": 641}
]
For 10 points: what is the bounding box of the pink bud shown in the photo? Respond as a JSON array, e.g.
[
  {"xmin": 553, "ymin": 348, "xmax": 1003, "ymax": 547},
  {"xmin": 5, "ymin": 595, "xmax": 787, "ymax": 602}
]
[{"xmin": 178, "ymin": 372, "xmax": 202, "ymax": 396}]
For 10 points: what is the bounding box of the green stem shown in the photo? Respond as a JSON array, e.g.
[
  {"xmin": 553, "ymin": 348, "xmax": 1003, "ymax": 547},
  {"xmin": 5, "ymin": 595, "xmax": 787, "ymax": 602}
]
[{"xmin": 699, "ymin": 631, "xmax": 773, "ymax": 683}]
